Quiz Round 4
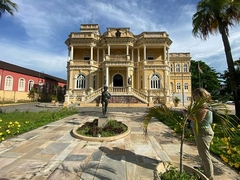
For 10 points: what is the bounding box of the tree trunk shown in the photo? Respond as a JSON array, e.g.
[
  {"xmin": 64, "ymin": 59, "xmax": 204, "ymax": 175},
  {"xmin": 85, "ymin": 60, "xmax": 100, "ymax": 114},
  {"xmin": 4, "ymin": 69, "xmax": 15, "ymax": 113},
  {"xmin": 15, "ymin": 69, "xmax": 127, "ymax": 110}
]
[{"xmin": 219, "ymin": 23, "xmax": 240, "ymax": 118}]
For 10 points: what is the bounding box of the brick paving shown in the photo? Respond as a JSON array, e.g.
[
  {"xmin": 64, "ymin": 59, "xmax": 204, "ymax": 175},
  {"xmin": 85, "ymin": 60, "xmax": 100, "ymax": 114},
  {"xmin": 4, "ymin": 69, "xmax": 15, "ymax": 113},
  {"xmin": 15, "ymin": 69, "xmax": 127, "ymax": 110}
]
[{"xmin": 0, "ymin": 103, "xmax": 239, "ymax": 180}]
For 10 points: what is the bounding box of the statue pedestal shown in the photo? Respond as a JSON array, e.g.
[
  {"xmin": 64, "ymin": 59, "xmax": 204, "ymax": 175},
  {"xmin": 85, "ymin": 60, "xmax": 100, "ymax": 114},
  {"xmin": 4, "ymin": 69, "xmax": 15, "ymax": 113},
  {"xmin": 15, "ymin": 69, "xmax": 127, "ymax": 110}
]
[{"xmin": 98, "ymin": 117, "xmax": 108, "ymax": 127}]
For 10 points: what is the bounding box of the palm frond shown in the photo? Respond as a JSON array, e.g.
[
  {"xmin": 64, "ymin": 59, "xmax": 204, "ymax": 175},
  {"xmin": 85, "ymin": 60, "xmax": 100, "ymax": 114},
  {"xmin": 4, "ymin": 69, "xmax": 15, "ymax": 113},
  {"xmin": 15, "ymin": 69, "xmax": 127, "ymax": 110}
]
[
  {"xmin": 211, "ymin": 103, "xmax": 239, "ymax": 138},
  {"xmin": 142, "ymin": 105, "xmax": 175, "ymax": 136}
]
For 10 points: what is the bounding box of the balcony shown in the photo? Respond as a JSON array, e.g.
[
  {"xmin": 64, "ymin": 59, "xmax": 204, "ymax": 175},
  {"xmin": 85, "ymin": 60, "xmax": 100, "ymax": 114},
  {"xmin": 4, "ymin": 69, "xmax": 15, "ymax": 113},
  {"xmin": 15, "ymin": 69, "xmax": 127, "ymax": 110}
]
[{"xmin": 105, "ymin": 55, "xmax": 130, "ymax": 61}]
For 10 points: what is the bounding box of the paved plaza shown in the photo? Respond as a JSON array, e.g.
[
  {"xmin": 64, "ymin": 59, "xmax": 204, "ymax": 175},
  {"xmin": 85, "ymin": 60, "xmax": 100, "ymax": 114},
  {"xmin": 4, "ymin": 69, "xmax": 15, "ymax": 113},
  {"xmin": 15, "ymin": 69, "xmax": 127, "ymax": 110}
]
[{"xmin": 0, "ymin": 103, "xmax": 239, "ymax": 179}]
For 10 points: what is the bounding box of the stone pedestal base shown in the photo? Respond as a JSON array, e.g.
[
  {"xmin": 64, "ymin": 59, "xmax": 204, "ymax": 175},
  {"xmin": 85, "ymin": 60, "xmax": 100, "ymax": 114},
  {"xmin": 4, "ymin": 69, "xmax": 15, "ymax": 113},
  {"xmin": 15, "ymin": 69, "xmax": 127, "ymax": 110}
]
[{"xmin": 98, "ymin": 117, "xmax": 108, "ymax": 127}]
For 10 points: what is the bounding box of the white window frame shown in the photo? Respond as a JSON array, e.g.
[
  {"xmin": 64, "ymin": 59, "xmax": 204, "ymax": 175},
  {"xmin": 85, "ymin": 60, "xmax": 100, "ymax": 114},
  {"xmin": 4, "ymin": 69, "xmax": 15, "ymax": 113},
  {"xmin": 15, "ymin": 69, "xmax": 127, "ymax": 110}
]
[
  {"xmin": 176, "ymin": 64, "xmax": 180, "ymax": 72},
  {"xmin": 176, "ymin": 82, "xmax": 181, "ymax": 91},
  {"xmin": 75, "ymin": 74, "xmax": 86, "ymax": 89},
  {"xmin": 5, "ymin": 76, "xmax": 13, "ymax": 90},
  {"xmin": 28, "ymin": 80, "xmax": 34, "ymax": 92},
  {"xmin": 184, "ymin": 83, "xmax": 189, "ymax": 92},
  {"xmin": 18, "ymin": 78, "xmax": 25, "ymax": 91},
  {"xmin": 183, "ymin": 64, "xmax": 188, "ymax": 72},
  {"xmin": 150, "ymin": 74, "xmax": 160, "ymax": 89}
]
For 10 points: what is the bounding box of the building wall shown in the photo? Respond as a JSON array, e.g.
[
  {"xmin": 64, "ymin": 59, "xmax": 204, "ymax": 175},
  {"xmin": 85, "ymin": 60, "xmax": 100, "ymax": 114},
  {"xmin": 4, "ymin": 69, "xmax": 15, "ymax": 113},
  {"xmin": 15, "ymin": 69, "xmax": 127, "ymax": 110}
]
[
  {"xmin": 0, "ymin": 64, "xmax": 66, "ymax": 102},
  {"xmin": 64, "ymin": 24, "xmax": 191, "ymax": 106}
]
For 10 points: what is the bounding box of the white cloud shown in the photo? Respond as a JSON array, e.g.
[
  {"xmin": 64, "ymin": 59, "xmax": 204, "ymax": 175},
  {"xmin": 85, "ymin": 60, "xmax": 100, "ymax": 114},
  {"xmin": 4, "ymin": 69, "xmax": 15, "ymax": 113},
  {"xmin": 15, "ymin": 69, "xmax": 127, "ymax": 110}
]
[{"xmin": 1, "ymin": 0, "xmax": 240, "ymax": 79}]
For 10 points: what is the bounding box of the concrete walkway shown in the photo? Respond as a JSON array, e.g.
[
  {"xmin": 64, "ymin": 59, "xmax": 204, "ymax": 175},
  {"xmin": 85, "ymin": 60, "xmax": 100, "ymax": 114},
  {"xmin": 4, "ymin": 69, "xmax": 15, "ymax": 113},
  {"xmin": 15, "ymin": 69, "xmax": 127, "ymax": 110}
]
[{"xmin": 0, "ymin": 105, "xmax": 239, "ymax": 180}]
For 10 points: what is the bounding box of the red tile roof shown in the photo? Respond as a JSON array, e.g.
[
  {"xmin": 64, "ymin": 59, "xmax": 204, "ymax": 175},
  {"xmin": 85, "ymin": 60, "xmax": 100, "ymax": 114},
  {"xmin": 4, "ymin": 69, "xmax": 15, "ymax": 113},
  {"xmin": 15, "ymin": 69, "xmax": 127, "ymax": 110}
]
[{"xmin": 0, "ymin": 60, "xmax": 66, "ymax": 83}]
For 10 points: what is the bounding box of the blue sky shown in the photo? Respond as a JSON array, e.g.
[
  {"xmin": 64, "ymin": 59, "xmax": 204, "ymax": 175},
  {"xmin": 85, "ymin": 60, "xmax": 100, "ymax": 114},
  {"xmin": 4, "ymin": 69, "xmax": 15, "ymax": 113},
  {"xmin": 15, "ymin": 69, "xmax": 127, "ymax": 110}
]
[{"xmin": 1, "ymin": 0, "xmax": 240, "ymax": 80}]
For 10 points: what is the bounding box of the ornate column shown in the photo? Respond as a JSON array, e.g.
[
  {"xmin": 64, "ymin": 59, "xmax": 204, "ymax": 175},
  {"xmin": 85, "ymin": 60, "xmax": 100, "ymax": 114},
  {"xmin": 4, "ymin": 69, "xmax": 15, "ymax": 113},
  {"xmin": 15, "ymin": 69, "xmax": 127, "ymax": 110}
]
[
  {"xmin": 69, "ymin": 68, "xmax": 73, "ymax": 90},
  {"xmin": 70, "ymin": 46, "xmax": 73, "ymax": 60},
  {"xmin": 67, "ymin": 47, "xmax": 70, "ymax": 61},
  {"xmin": 143, "ymin": 45, "xmax": 146, "ymax": 60},
  {"xmin": 97, "ymin": 48, "xmax": 99, "ymax": 63},
  {"xmin": 127, "ymin": 67, "xmax": 130, "ymax": 86},
  {"xmin": 138, "ymin": 48, "xmax": 140, "ymax": 62},
  {"xmin": 90, "ymin": 70, "xmax": 93, "ymax": 87},
  {"xmin": 132, "ymin": 48, "xmax": 134, "ymax": 61},
  {"xmin": 90, "ymin": 45, "xmax": 94, "ymax": 60},
  {"xmin": 106, "ymin": 66, "xmax": 109, "ymax": 86},
  {"xmin": 164, "ymin": 46, "xmax": 167, "ymax": 64},
  {"xmin": 108, "ymin": 45, "xmax": 110, "ymax": 55},
  {"xmin": 126, "ymin": 45, "xmax": 129, "ymax": 55},
  {"xmin": 143, "ymin": 69, "xmax": 147, "ymax": 92},
  {"xmin": 103, "ymin": 49, "xmax": 105, "ymax": 61}
]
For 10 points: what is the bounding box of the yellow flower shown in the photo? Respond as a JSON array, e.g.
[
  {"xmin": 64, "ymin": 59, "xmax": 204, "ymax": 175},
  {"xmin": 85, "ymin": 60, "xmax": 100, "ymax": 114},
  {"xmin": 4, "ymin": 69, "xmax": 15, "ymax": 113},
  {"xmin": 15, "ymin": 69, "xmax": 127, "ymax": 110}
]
[
  {"xmin": 227, "ymin": 149, "xmax": 231, "ymax": 154},
  {"xmin": 229, "ymin": 162, "xmax": 234, "ymax": 167},
  {"xmin": 212, "ymin": 123, "xmax": 216, "ymax": 129},
  {"xmin": 15, "ymin": 121, "xmax": 19, "ymax": 124},
  {"xmin": 210, "ymin": 142, "xmax": 214, "ymax": 145},
  {"xmin": 18, "ymin": 125, "xmax": 21, "ymax": 128},
  {"xmin": 234, "ymin": 163, "xmax": 240, "ymax": 168},
  {"xmin": 1, "ymin": 137, "xmax": 4, "ymax": 141},
  {"xmin": 237, "ymin": 124, "xmax": 240, "ymax": 129},
  {"xmin": 0, "ymin": 132, "xmax": 2, "ymax": 136},
  {"xmin": 0, "ymin": 118, "xmax": 2, "ymax": 122},
  {"xmin": 230, "ymin": 127, "xmax": 235, "ymax": 132},
  {"xmin": 9, "ymin": 122, "xmax": 12, "ymax": 125}
]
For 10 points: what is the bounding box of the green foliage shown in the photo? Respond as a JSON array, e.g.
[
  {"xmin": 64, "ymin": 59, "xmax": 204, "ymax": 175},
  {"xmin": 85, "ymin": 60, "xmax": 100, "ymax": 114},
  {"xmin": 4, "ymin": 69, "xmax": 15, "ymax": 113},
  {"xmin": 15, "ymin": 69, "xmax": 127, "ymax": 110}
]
[
  {"xmin": 77, "ymin": 119, "xmax": 128, "ymax": 137},
  {"xmin": 174, "ymin": 97, "xmax": 180, "ymax": 104},
  {"xmin": 0, "ymin": 107, "xmax": 77, "ymax": 141},
  {"xmin": 192, "ymin": 0, "xmax": 240, "ymax": 117},
  {"xmin": 27, "ymin": 88, "xmax": 38, "ymax": 101},
  {"xmin": 160, "ymin": 163, "xmax": 198, "ymax": 180},
  {"xmin": 142, "ymin": 98, "xmax": 240, "ymax": 172},
  {"xmin": 190, "ymin": 60, "xmax": 220, "ymax": 97},
  {"xmin": 0, "ymin": 0, "xmax": 18, "ymax": 18}
]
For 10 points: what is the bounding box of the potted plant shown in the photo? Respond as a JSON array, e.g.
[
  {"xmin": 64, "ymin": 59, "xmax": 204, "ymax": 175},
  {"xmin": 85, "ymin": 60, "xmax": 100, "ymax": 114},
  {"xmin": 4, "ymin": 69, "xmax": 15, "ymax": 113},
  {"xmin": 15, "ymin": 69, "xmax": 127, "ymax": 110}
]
[
  {"xmin": 50, "ymin": 95, "xmax": 58, "ymax": 104},
  {"xmin": 174, "ymin": 96, "xmax": 180, "ymax": 107},
  {"xmin": 142, "ymin": 98, "xmax": 238, "ymax": 179}
]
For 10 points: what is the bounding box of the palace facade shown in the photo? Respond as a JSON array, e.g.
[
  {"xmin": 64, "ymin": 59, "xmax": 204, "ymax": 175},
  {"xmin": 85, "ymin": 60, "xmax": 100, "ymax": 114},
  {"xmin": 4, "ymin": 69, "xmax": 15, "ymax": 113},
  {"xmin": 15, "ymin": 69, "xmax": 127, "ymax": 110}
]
[{"xmin": 64, "ymin": 24, "xmax": 191, "ymax": 106}]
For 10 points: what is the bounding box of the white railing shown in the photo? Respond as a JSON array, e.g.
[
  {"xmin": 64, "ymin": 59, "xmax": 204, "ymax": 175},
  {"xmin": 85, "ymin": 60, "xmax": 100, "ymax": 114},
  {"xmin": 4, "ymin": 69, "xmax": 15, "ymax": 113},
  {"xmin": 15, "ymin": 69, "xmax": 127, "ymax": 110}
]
[
  {"xmin": 108, "ymin": 87, "xmax": 128, "ymax": 94},
  {"xmin": 131, "ymin": 88, "xmax": 148, "ymax": 102},
  {"xmin": 85, "ymin": 88, "xmax": 102, "ymax": 102},
  {"xmin": 83, "ymin": 87, "xmax": 149, "ymax": 103}
]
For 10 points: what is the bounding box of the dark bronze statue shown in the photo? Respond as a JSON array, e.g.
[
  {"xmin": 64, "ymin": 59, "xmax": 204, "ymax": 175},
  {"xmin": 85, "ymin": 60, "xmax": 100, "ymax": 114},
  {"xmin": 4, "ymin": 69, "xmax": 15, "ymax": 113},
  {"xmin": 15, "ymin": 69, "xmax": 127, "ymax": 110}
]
[{"xmin": 101, "ymin": 86, "xmax": 111, "ymax": 117}]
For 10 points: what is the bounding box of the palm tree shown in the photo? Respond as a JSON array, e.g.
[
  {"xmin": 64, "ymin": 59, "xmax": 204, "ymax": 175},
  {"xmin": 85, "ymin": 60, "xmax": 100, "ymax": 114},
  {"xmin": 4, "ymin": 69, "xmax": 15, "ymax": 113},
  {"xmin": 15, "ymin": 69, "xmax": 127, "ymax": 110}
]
[
  {"xmin": 0, "ymin": 0, "xmax": 18, "ymax": 18},
  {"xmin": 192, "ymin": 0, "xmax": 240, "ymax": 118},
  {"xmin": 142, "ymin": 99, "xmax": 238, "ymax": 176}
]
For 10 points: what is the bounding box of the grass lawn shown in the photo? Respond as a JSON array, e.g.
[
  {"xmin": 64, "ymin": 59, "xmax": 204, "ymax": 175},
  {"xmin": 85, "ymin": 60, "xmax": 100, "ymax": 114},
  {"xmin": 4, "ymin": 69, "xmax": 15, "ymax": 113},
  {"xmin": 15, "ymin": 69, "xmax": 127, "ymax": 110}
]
[{"xmin": 0, "ymin": 107, "xmax": 78, "ymax": 141}]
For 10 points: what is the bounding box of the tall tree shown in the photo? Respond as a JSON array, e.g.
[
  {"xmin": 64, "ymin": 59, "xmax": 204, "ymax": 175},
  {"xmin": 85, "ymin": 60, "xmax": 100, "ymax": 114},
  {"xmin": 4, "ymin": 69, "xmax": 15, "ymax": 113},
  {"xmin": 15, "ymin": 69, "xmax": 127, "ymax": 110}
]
[
  {"xmin": 0, "ymin": 0, "xmax": 18, "ymax": 18},
  {"xmin": 191, "ymin": 60, "xmax": 220, "ymax": 98},
  {"xmin": 221, "ymin": 60, "xmax": 240, "ymax": 97},
  {"xmin": 192, "ymin": 0, "xmax": 240, "ymax": 117}
]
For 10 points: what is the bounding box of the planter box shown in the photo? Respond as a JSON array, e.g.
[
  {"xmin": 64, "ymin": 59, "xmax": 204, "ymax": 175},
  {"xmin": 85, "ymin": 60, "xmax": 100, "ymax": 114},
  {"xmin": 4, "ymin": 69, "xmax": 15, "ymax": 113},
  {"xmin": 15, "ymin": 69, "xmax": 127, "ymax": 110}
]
[{"xmin": 154, "ymin": 161, "xmax": 208, "ymax": 180}]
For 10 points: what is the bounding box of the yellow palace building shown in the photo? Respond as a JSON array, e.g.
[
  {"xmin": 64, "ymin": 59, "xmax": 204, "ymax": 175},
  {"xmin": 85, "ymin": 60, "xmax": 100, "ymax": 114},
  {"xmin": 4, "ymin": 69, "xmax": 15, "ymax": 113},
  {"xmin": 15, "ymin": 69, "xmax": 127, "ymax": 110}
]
[{"xmin": 64, "ymin": 24, "xmax": 191, "ymax": 107}]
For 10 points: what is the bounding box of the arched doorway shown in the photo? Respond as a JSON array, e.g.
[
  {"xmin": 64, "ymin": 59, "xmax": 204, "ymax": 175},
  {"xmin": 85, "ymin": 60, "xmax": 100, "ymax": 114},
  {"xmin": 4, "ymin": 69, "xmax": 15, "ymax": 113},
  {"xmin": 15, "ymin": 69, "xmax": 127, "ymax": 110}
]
[{"xmin": 113, "ymin": 74, "xmax": 123, "ymax": 87}]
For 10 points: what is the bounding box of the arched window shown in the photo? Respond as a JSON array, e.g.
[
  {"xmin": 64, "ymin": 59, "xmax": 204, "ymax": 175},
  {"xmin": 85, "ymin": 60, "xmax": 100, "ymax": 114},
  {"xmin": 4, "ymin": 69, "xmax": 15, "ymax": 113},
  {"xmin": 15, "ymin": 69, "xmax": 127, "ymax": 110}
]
[
  {"xmin": 5, "ymin": 76, "xmax": 13, "ymax": 90},
  {"xmin": 150, "ymin": 74, "xmax": 160, "ymax": 89},
  {"xmin": 176, "ymin": 64, "xmax": 180, "ymax": 72},
  {"xmin": 18, "ymin": 78, "xmax": 25, "ymax": 91},
  {"xmin": 75, "ymin": 74, "xmax": 86, "ymax": 89},
  {"xmin": 183, "ymin": 64, "xmax": 188, "ymax": 72},
  {"xmin": 28, "ymin": 80, "xmax": 34, "ymax": 91}
]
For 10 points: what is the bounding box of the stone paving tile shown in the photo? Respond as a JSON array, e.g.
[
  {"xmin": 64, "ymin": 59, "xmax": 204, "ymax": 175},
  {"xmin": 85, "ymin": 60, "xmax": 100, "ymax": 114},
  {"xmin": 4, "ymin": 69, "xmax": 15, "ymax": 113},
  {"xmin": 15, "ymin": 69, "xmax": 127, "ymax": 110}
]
[{"xmin": 0, "ymin": 106, "xmax": 239, "ymax": 180}]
